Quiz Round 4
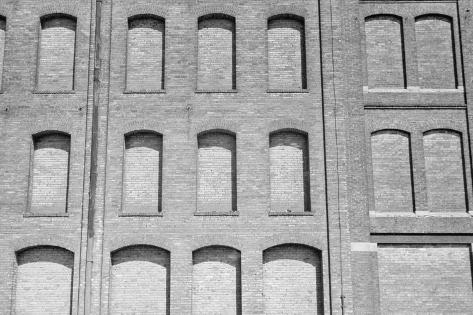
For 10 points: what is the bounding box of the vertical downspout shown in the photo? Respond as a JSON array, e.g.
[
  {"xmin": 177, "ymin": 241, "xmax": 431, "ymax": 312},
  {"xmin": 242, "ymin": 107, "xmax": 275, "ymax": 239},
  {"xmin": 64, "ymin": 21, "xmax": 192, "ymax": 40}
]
[{"xmin": 84, "ymin": 0, "xmax": 102, "ymax": 314}]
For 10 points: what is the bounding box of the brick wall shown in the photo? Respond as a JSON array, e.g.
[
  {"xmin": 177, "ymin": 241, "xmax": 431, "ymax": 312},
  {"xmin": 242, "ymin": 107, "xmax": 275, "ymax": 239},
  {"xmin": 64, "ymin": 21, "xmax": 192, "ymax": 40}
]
[
  {"xmin": 14, "ymin": 246, "xmax": 73, "ymax": 315},
  {"xmin": 192, "ymin": 246, "xmax": 241, "ymax": 315},
  {"xmin": 123, "ymin": 132, "xmax": 162, "ymax": 214},
  {"xmin": 263, "ymin": 244, "xmax": 323, "ymax": 314},
  {"xmin": 370, "ymin": 130, "xmax": 413, "ymax": 212},
  {"xmin": 424, "ymin": 130, "xmax": 466, "ymax": 212},
  {"xmin": 30, "ymin": 133, "xmax": 70, "ymax": 215},
  {"xmin": 37, "ymin": 16, "xmax": 76, "ymax": 91},
  {"xmin": 378, "ymin": 244, "xmax": 473, "ymax": 314},
  {"xmin": 364, "ymin": 15, "xmax": 405, "ymax": 89},
  {"xmin": 126, "ymin": 16, "xmax": 164, "ymax": 91},
  {"xmin": 267, "ymin": 17, "xmax": 306, "ymax": 90},
  {"xmin": 197, "ymin": 132, "xmax": 236, "ymax": 213},
  {"xmin": 269, "ymin": 131, "xmax": 309, "ymax": 212},
  {"xmin": 197, "ymin": 16, "xmax": 235, "ymax": 90},
  {"xmin": 110, "ymin": 245, "xmax": 170, "ymax": 314}
]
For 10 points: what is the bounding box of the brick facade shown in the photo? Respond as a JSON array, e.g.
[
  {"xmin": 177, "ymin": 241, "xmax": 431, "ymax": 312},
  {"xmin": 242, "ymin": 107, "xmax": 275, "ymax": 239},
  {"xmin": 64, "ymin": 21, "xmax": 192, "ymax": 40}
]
[{"xmin": 0, "ymin": 0, "xmax": 472, "ymax": 314}]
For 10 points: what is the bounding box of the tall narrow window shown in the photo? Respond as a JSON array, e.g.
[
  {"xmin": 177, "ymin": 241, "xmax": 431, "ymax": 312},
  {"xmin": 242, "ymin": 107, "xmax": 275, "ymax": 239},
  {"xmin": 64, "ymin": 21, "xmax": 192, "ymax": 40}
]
[
  {"xmin": 269, "ymin": 130, "xmax": 310, "ymax": 213},
  {"xmin": 197, "ymin": 14, "xmax": 236, "ymax": 90},
  {"xmin": 364, "ymin": 15, "xmax": 405, "ymax": 89},
  {"xmin": 37, "ymin": 15, "xmax": 76, "ymax": 91},
  {"xmin": 424, "ymin": 130, "xmax": 466, "ymax": 212},
  {"xmin": 110, "ymin": 246, "xmax": 170, "ymax": 314},
  {"xmin": 15, "ymin": 246, "xmax": 74, "ymax": 315},
  {"xmin": 197, "ymin": 131, "xmax": 236, "ymax": 213},
  {"xmin": 123, "ymin": 131, "xmax": 162, "ymax": 215},
  {"xmin": 415, "ymin": 15, "xmax": 456, "ymax": 89},
  {"xmin": 127, "ymin": 15, "xmax": 165, "ymax": 91},
  {"xmin": 263, "ymin": 244, "xmax": 324, "ymax": 314},
  {"xmin": 30, "ymin": 132, "xmax": 71, "ymax": 215},
  {"xmin": 0, "ymin": 17, "xmax": 6, "ymax": 91},
  {"xmin": 371, "ymin": 130, "xmax": 413, "ymax": 212},
  {"xmin": 268, "ymin": 15, "xmax": 306, "ymax": 90},
  {"xmin": 192, "ymin": 246, "xmax": 241, "ymax": 315}
]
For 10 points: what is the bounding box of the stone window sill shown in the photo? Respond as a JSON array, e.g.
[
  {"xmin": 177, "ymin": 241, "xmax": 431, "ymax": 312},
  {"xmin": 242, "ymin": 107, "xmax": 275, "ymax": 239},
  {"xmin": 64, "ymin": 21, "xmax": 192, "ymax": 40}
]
[
  {"xmin": 195, "ymin": 89, "xmax": 238, "ymax": 94},
  {"xmin": 267, "ymin": 89, "xmax": 309, "ymax": 93},
  {"xmin": 123, "ymin": 89, "xmax": 166, "ymax": 94},
  {"xmin": 269, "ymin": 211, "xmax": 314, "ymax": 216},
  {"xmin": 369, "ymin": 211, "xmax": 472, "ymax": 218},
  {"xmin": 33, "ymin": 90, "xmax": 76, "ymax": 94},
  {"xmin": 194, "ymin": 211, "xmax": 239, "ymax": 216},
  {"xmin": 24, "ymin": 212, "xmax": 69, "ymax": 218},
  {"xmin": 119, "ymin": 212, "xmax": 163, "ymax": 217}
]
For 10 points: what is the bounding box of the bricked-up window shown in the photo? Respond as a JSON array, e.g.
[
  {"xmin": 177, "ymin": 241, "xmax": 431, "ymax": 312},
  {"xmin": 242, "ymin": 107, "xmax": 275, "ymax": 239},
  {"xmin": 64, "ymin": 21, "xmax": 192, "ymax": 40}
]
[
  {"xmin": 415, "ymin": 15, "xmax": 457, "ymax": 89},
  {"xmin": 15, "ymin": 246, "xmax": 74, "ymax": 314},
  {"xmin": 263, "ymin": 244, "xmax": 324, "ymax": 314},
  {"xmin": 123, "ymin": 132, "xmax": 162, "ymax": 215},
  {"xmin": 30, "ymin": 132, "xmax": 71, "ymax": 215},
  {"xmin": 0, "ymin": 17, "xmax": 6, "ymax": 90},
  {"xmin": 371, "ymin": 130, "xmax": 413, "ymax": 212},
  {"xmin": 268, "ymin": 15, "xmax": 307, "ymax": 90},
  {"xmin": 197, "ymin": 14, "xmax": 236, "ymax": 90},
  {"xmin": 269, "ymin": 130, "xmax": 310, "ymax": 212},
  {"xmin": 126, "ymin": 15, "xmax": 165, "ymax": 91},
  {"xmin": 192, "ymin": 246, "xmax": 241, "ymax": 315},
  {"xmin": 423, "ymin": 130, "xmax": 466, "ymax": 212},
  {"xmin": 197, "ymin": 131, "xmax": 236, "ymax": 213},
  {"xmin": 37, "ymin": 15, "xmax": 76, "ymax": 91},
  {"xmin": 110, "ymin": 246, "xmax": 170, "ymax": 314},
  {"xmin": 364, "ymin": 15, "xmax": 405, "ymax": 89}
]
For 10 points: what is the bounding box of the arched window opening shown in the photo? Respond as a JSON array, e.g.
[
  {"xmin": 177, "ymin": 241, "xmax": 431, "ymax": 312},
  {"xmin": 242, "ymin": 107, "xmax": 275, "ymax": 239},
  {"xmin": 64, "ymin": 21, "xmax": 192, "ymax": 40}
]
[
  {"xmin": 197, "ymin": 130, "xmax": 237, "ymax": 213},
  {"xmin": 364, "ymin": 15, "xmax": 405, "ymax": 89},
  {"xmin": 30, "ymin": 132, "xmax": 71, "ymax": 214},
  {"xmin": 268, "ymin": 15, "xmax": 307, "ymax": 90},
  {"xmin": 269, "ymin": 130, "xmax": 310, "ymax": 213},
  {"xmin": 127, "ymin": 15, "xmax": 165, "ymax": 91},
  {"xmin": 263, "ymin": 244, "xmax": 324, "ymax": 314},
  {"xmin": 423, "ymin": 130, "xmax": 466, "ymax": 212},
  {"xmin": 192, "ymin": 246, "xmax": 241, "ymax": 315},
  {"xmin": 0, "ymin": 17, "xmax": 6, "ymax": 90},
  {"xmin": 15, "ymin": 246, "xmax": 74, "ymax": 315},
  {"xmin": 110, "ymin": 245, "xmax": 170, "ymax": 314},
  {"xmin": 123, "ymin": 131, "xmax": 163, "ymax": 215},
  {"xmin": 370, "ymin": 130, "xmax": 414, "ymax": 212},
  {"xmin": 37, "ymin": 15, "xmax": 76, "ymax": 91},
  {"xmin": 415, "ymin": 15, "xmax": 457, "ymax": 88},
  {"xmin": 197, "ymin": 14, "xmax": 236, "ymax": 90}
]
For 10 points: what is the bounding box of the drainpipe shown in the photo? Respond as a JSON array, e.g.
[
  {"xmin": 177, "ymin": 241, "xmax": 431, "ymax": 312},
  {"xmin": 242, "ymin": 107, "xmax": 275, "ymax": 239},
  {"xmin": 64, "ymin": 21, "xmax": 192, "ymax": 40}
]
[{"xmin": 84, "ymin": 0, "xmax": 102, "ymax": 313}]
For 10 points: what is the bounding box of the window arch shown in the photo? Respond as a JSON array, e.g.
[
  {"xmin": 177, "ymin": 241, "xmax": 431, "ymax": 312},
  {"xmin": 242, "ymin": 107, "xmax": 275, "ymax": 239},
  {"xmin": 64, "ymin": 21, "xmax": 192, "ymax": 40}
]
[
  {"xmin": 364, "ymin": 14, "xmax": 405, "ymax": 89},
  {"xmin": 197, "ymin": 14, "xmax": 236, "ymax": 90},
  {"xmin": 126, "ymin": 15, "xmax": 165, "ymax": 91},
  {"xmin": 15, "ymin": 246, "xmax": 74, "ymax": 315},
  {"xmin": 415, "ymin": 14, "xmax": 456, "ymax": 88},
  {"xmin": 263, "ymin": 244, "xmax": 323, "ymax": 314},
  {"xmin": 29, "ymin": 131, "xmax": 71, "ymax": 215},
  {"xmin": 423, "ymin": 129, "xmax": 466, "ymax": 212},
  {"xmin": 192, "ymin": 246, "xmax": 241, "ymax": 315},
  {"xmin": 197, "ymin": 130, "xmax": 237, "ymax": 213},
  {"xmin": 123, "ymin": 131, "xmax": 163, "ymax": 215},
  {"xmin": 267, "ymin": 14, "xmax": 306, "ymax": 90},
  {"xmin": 370, "ymin": 130, "xmax": 414, "ymax": 212},
  {"xmin": 269, "ymin": 129, "xmax": 310, "ymax": 212},
  {"xmin": 110, "ymin": 245, "xmax": 170, "ymax": 314},
  {"xmin": 37, "ymin": 14, "xmax": 77, "ymax": 91}
]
